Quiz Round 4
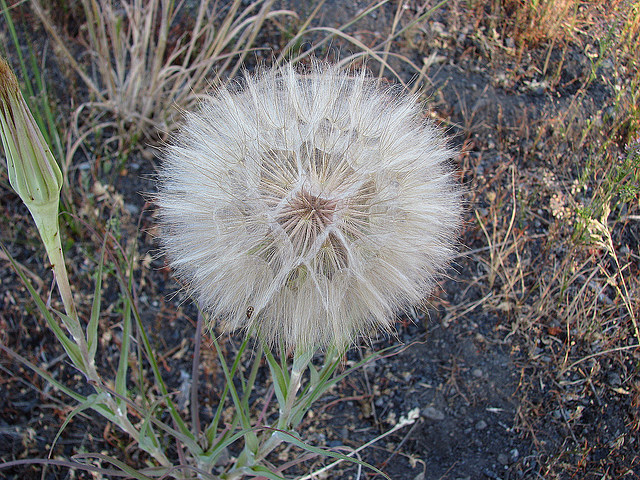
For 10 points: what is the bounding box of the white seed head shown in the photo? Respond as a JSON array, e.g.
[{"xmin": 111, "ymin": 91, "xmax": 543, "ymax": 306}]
[{"xmin": 157, "ymin": 62, "xmax": 462, "ymax": 349}]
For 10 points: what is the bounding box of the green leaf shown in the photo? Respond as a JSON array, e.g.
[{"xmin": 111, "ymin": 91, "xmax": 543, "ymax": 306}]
[
  {"xmin": 52, "ymin": 309, "xmax": 85, "ymax": 356},
  {"xmin": 87, "ymin": 238, "xmax": 107, "ymax": 362},
  {"xmin": 123, "ymin": 272, "xmax": 197, "ymax": 445},
  {"xmin": 264, "ymin": 347, "xmax": 288, "ymax": 409},
  {"xmin": 240, "ymin": 464, "xmax": 287, "ymax": 480},
  {"xmin": 0, "ymin": 342, "xmax": 88, "ymax": 405},
  {"xmin": 72, "ymin": 453, "xmax": 156, "ymax": 480},
  {"xmin": 201, "ymin": 426, "xmax": 263, "ymax": 467},
  {"xmin": 115, "ymin": 293, "xmax": 132, "ymax": 414},
  {"xmin": 2, "ymin": 243, "xmax": 86, "ymax": 371},
  {"xmin": 49, "ymin": 392, "xmax": 112, "ymax": 459},
  {"xmin": 274, "ymin": 429, "xmax": 390, "ymax": 479},
  {"xmin": 212, "ymin": 335, "xmax": 259, "ymax": 453},
  {"xmin": 204, "ymin": 330, "xmax": 253, "ymax": 444}
]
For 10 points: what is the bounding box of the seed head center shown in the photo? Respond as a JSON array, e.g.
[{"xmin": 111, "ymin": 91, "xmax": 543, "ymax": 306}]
[
  {"xmin": 292, "ymin": 189, "xmax": 338, "ymax": 229},
  {"xmin": 275, "ymin": 187, "xmax": 342, "ymax": 255}
]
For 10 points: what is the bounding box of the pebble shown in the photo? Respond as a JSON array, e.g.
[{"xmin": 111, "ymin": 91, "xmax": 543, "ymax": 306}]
[
  {"xmin": 497, "ymin": 453, "xmax": 510, "ymax": 465},
  {"xmin": 510, "ymin": 448, "xmax": 519, "ymax": 462},
  {"xmin": 472, "ymin": 368, "xmax": 483, "ymax": 378},
  {"xmin": 422, "ymin": 406, "xmax": 445, "ymax": 421},
  {"xmin": 125, "ymin": 203, "xmax": 140, "ymax": 216},
  {"xmin": 475, "ymin": 419, "xmax": 488, "ymax": 430},
  {"xmin": 608, "ymin": 372, "xmax": 622, "ymax": 387}
]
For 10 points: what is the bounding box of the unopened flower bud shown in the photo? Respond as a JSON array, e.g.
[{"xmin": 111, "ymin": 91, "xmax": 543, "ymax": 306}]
[{"xmin": 0, "ymin": 57, "xmax": 62, "ymax": 219}]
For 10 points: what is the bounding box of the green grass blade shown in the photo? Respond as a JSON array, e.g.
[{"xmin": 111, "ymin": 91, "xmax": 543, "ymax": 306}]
[
  {"xmin": 212, "ymin": 334, "xmax": 259, "ymax": 453},
  {"xmin": 48, "ymin": 392, "xmax": 113, "ymax": 459},
  {"xmin": 204, "ymin": 332, "xmax": 251, "ymax": 445},
  {"xmin": 0, "ymin": 343, "xmax": 88, "ymax": 405},
  {"xmin": 87, "ymin": 239, "xmax": 107, "ymax": 362},
  {"xmin": 115, "ymin": 293, "xmax": 132, "ymax": 414},
  {"xmin": 71, "ymin": 453, "xmax": 156, "ymax": 480},
  {"xmin": 108, "ymin": 240, "xmax": 196, "ymax": 444},
  {"xmin": 0, "ymin": 0, "xmax": 34, "ymax": 100},
  {"xmin": 240, "ymin": 342, "xmax": 263, "ymax": 416},
  {"xmin": 1, "ymin": 243, "xmax": 86, "ymax": 371},
  {"xmin": 272, "ymin": 428, "xmax": 390, "ymax": 479},
  {"xmin": 263, "ymin": 347, "xmax": 288, "ymax": 410},
  {"xmin": 28, "ymin": 43, "xmax": 64, "ymax": 160},
  {"xmin": 241, "ymin": 465, "xmax": 287, "ymax": 480}
]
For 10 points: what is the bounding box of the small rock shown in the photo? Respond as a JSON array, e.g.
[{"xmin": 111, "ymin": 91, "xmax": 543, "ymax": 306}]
[
  {"xmin": 608, "ymin": 372, "xmax": 622, "ymax": 387},
  {"xmin": 475, "ymin": 420, "xmax": 488, "ymax": 430},
  {"xmin": 472, "ymin": 368, "xmax": 483, "ymax": 378},
  {"xmin": 497, "ymin": 453, "xmax": 510, "ymax": 465},
  {"xmin": 125, "ymin": 203, "xmax": 140, "ymax": 216},
  {"xmin": 510, "ymin": 448, "xmax": 519, "ymax": 462},
  {"xmin": 422, "ymin": 406, "xmax": 445, "ymax": 421}
]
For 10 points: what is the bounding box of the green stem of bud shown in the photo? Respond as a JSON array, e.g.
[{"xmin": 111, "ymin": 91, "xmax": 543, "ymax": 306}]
[{"xmin": 30, "ymin": 201, "xmax": 78, "ymax": 323}]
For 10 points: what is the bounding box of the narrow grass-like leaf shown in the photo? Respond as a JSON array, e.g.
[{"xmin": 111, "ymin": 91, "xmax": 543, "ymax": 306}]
[
  {"xmin": 204, "ymin": 332, "xmax": 251, "ymax": 445},
  {"xmin": 264, "ymin": 347, "xmax": 288, "ymax": 410},
  {"xmin": 95, "ymin": 379, "xmax": 202, "ymax": 456},
  {"xmin": 112, "ymin": 251, "xmax": 196, "ymax": 444},
  {"xmin": 115, "ymin": 293, "xmax": 132, "ymax": 415},
  {"xmin": 48, "ymin": 392, "xmax": 112, "ymax": 459},
  {"xmin": 72, "ymin": 453, "xmax": 156, "ymax": 480},
  {"xmin": 271, "ymin": 428, "xmax": 390, "ymax": 479},
  {"xmin": 87, "ymin": 238, "xmax": 107, "ymax": 362},
  {"xmin": 212, "ymin": 335, "xmax": 259, "ymax": 453},
  {"xmin": 240, "ymin": 342, "xmax": 263, "ymax": 417},
  {"xmin": 240, "ymin": 464, "xmax": 287, "ymax": 480},
  {"xmin": 0, "ymin": 343, "xmax": 88, "ymax": 405},
  {"xmin": 290, "ymin": 345, "xmax": 396, "ymax": 428},
  {"xmin": 53, "ymin": 309, "xmax": 85, "ymax": 353},
  {"xmin": 199, "ymin": 426, "xmax": 265, "ymax": 467},
  {"xmin": 27, "ymin": 41, "xmax": 64, "ymax": 161},
  {"xmin": 0, "ymin": 0, "xmax": 64, "ymax": 162},
  {"xmin": 1, "ymin": 243, "xmax": 86, "ymax": 371},
  {"xmin": 135, "ymin": 398, "xmax": 164, "ymax": 455},
  {"xmin": 0, "ymin": 458, "xmax": 137, "ymax": 477}
]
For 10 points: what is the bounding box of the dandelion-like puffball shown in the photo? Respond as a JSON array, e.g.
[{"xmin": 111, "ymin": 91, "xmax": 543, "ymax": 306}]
[{"xmin": 157, "ymin": 63, "xmax": 461, "ymax": 349}]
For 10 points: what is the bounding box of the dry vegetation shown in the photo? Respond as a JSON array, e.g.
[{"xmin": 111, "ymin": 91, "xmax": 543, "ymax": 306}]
[{"xmin": 0, "ymin": 0, "xmax": 639, "ymax": 479}]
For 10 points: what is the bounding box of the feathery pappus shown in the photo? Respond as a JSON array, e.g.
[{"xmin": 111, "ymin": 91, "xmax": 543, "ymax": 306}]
[{"xmin": 156, "ymin": 62, "xmax": 462, "ymax": 349}]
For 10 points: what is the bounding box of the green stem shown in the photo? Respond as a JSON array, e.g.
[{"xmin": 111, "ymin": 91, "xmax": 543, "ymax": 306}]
[{"xmin": 31, "ymin": 202, "xmax": 77, "ymax": 323}]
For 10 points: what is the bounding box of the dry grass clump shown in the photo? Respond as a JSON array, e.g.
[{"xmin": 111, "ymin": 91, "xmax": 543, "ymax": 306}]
[
  {"xmin": 499, "ymin": 0, "xmax": 582, "ymax": 48},
  {"xmin": 30, "ymin": 0, "xmax": 296, "ymax": 152}
]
